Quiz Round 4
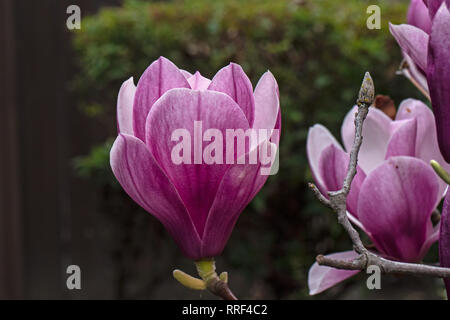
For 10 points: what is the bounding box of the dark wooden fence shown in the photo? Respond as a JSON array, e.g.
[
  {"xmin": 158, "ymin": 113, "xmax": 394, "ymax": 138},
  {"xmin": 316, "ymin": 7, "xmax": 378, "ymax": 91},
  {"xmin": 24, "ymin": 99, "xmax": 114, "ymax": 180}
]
[{"xmin": 0, "ymin": 0, "xmax": 122, "ymax": 299}]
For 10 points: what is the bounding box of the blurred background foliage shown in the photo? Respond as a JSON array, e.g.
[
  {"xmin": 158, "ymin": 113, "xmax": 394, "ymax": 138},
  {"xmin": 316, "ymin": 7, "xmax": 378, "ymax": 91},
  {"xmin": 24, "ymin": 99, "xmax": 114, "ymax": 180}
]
[{"xmin": 71, "ymin": 0, "xmax": 443, "ymax": 299}]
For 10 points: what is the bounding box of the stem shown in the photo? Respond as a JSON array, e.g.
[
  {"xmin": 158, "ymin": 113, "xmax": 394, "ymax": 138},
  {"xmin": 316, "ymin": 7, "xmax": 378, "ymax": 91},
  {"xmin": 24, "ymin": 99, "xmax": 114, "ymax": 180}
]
[
  {"xmin": 195, "ymin": 259, "xmax": 238, "ymax": 300},
  {"xmin": 398, "ymin": 59, "xmax": 431, "ymax": 101}
]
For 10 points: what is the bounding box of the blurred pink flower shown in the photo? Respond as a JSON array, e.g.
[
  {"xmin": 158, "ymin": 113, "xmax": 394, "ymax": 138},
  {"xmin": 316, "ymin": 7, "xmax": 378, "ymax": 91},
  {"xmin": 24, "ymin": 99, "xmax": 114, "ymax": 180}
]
[
  {"xmin": 110, "ymin": 56, "xmax": 280, "ymax": 260},
  {"xmin": 307, "ymin": 101, "xmax": 446, "ymax": 294}
]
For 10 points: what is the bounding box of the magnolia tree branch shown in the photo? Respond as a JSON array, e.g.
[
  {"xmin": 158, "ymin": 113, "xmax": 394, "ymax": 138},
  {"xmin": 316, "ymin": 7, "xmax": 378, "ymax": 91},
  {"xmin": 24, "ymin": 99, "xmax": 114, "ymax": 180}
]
[
  {"xmin": 309, "ymin": 72, "xmax": 450, "ymax": 279},
  {"xmin": 316, "ymin": 254, "xmax": 450, "ymax": 278}
]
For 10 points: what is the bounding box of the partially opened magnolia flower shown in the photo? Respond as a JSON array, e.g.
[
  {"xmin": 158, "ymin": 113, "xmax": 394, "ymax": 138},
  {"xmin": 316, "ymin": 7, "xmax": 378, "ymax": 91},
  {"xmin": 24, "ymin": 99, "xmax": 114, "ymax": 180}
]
[
  {"xmin": 390, "ymin": 0, "xmax": 450, "ymax": 161},
  {"xmin": 110, "ymin": 57, "xmax": 280, "ymax": 262},
  {"xmin": 307, "ymin": 99, "xmax": 446, "ymax": 294}
]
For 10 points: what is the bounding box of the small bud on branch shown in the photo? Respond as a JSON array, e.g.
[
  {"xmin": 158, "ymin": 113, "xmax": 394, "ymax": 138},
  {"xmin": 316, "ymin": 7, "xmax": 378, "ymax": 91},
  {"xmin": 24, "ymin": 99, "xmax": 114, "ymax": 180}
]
[{"xmin": 357, "ymin": 72, "xmax": 375, "ymax": 105}]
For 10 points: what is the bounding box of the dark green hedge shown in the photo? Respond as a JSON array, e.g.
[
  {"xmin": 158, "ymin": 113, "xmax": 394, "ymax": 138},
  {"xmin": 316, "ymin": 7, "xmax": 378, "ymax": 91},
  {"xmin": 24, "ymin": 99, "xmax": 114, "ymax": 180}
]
[{"xmin": 72, "ymin": 0, "xmax": 430, "ymax": 299}]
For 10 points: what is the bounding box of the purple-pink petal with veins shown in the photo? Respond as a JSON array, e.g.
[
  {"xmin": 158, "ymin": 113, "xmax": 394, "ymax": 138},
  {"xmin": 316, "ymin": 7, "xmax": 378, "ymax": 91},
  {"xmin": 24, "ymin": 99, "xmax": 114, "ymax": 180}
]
[
  {"xmin": 201, "ymin": 138, "xmax": 276, "ymax": 257},
  {"xmin": 396, "ymin": 98, "xmax": 450, "ymax": 197},
  {"xmin": 208, "ymin": 63, "xmax": 255, "ymax": 127},
  {"xmin": 389, "ymin": 23, "xmax": 429, "ymax": 73},
  {"xmin": 318, "ymin": 144, "xmax": 366, "ymax": 218},
  {"xmin": 385, "ymin": 118, "xmax": 418, "ymax": 159},
  {"xmin": 307, "ymin": 124, "xmax": 343, "ymax": 195},
  {"xmin": 427, "ymin": 4, "xmax": 450, "ymax": 162},
  {"xmin": 357, "ymin": 156, "xmax": 439, "ymax": 262},
  {"xmin": 201, "ymin": 72, "xmax": 281, "ymax": 256},
  {"xmin": 145, "ymin": 88, "xmax": 249, "ymax": 239},
  {"xmin": 427, "ymin": 0, "xmax": 446, "ymax": 19},
  {"xmin": 133, "ymin": 56, "xmax": 190, "ymax": 141},
  {"xmin": 408, "ymin": 0, "xmax": 432, "ymax": 33},
  {"xmin": 110, "ymin": 133, "xmax": 202, "ymax": 259}
]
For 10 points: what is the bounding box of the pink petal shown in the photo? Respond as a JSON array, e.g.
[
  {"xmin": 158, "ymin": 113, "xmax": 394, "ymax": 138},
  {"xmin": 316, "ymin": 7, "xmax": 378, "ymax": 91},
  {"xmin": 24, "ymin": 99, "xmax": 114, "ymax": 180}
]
[
  {"xmin": 357, "ymin": 156, "xmax": 439, "ymax": 262},
  {"xmin": 396, "ymin": 98, "xmax": 450, "ymax": 197},
  {"xmin": 385, "ymin": 118, "xmax": 418, "ymax": 159},
  {"xmin": 145, "ymin": 88, "xmax": 249, "ymax": 239},
  {"xmin": 253, "ymin": 71, "xmax": 280, "ymax": 130},
  {"xmin": 180, "ymin": 69, "xmax": 193, "ymax": 79},
  {"xmin": 427, "ymin": 3, "xmax": 450, "ymax": 162},
  {"xmin": 201, "ymin": 139, "xmax": 276, "ymax": 257},
  {"xmin": 208, "ymin": 63, "xmax": 255, "ymax": 127},
  {"xmin": 110, "ymin": 134, "xmax": 202, "ymax": 259},
  {"xmin": 307, "ymin": 124, "xmax": 343, "ymax": 193},
  {"xmin": 133, "ymin": 56, "xmax": 190, "ymax": 141},
  {"xmin": 389, "ymin": 23, "xmax": 429, "ymax": 72},
  {"xmin": 408, "ymin": 0, "xmax": 432, "ymax": 33},
  {"xmin": 187, "ymin": 71, "xmax": 212, "ymax": 90},
  {"xmin": 427, "ymin": 0, "xmax": 446, "ymax": 19},
  {"xmin": 318, "ymin": 144, "xmax": 366, "ymax": 218},
  {"xmin": 439, "ymin": 192, "xmax": 450, "ymax": 296},
  {"xmin": 308, "ymin": 251, "xmax": 360, "ymax": 295},
  {"xmin": 117, "ymin": 77, "xmax": 136, "ymax": 135},
  {"xmin": 341, "ymin": 106, "xmax": 392, "ymax": 173}
]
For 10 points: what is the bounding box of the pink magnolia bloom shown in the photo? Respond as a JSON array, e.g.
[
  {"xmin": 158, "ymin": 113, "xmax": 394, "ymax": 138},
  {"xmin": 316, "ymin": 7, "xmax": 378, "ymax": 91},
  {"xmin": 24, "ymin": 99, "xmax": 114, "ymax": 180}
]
[
  {"xmin": 110, "ymin": 57, "xmax": 280, "ymax": 260},
  {"xmin": 390, "ymin": 1, "xmax": 450, "ymax": 161},
  {"xmin": 307, "ymin": 100, "xmax": 446, "ymax": 295},
  {"xmin": 440, "ymin": 192, "xmax": 450, "ymax": 298}
]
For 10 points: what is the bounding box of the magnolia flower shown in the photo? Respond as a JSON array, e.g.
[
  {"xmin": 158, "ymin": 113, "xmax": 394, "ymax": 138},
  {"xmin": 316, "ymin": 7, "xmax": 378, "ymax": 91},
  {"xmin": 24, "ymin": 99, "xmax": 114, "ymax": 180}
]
[
  {"xmin": 440, "ymin": 193, "xmax": 450, "ymax": 297},
  {"xmin": 390, "ymin": 1, "xmax": 450, "ymax": 161},
  {"xmin": 307, "ymin": 100, "xmax": 446, "ymax": 295},
  {"xmin": 110, "ymin": 57, "xmax": 280, "ymax": 260}
]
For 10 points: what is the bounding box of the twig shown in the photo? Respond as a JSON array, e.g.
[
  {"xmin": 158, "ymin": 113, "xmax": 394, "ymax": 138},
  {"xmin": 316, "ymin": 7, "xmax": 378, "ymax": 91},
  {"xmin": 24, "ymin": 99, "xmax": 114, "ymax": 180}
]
[
  {"xmin": 327, "ymin": 72, "xmax": 372, "ymax": 255},
  {"xmin": 308, "ymin": 183, "xmax": 330, "ymax": 207},
  {"xmin": 316, "ymin": 254, "xmax": 450, "ymax": 278},
  {"xmin": 206, "ymin": 278, "xmax": 238, "ymax": 300},
  {"xmin": 310, "ymin": 72, "xmax": 450, "ymax": 279}
]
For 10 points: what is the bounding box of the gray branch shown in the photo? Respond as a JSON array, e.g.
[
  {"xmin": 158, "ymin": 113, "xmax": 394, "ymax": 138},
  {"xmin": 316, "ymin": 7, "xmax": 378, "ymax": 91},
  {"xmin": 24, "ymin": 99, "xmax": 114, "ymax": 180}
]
[{"xmin": 310, "ymin": 72, "xmax": 450, "ymax": 279}]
